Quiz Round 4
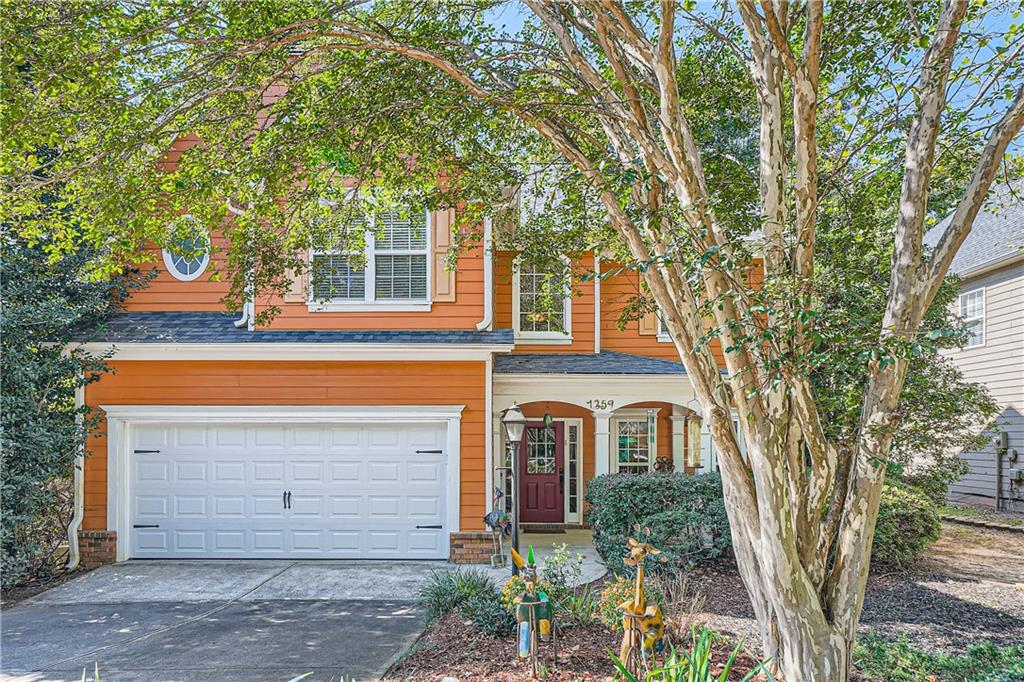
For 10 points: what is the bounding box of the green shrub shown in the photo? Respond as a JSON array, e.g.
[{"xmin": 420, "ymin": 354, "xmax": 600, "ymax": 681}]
[
  {"xmin": 462, "ymin": 595, "xmax": 516, "ymax": 637},
  {"xmin": 854, "ymin": 633, "xmax": 1024, "ymax": 682},
  {"xmin": 598, "ymin": 576, "xmax": 665, "ymax": 633},
  {"xmin": 871, "ymin": 482, "xmax": 942, "ymax": 568},
  {"xmin": 540, "ymin": 543, "xmax": 584, "ymax": 596},
  {"xmin": 417, "ymin": 568, "xmax": 497, "ymax": 622},
  {"xmin": 499, "ymin": 574, "xmax": 553, "ymax": 613},
  {"xmin": 586, "ymin": 472, "xmax": 731, "ymax": 575}
]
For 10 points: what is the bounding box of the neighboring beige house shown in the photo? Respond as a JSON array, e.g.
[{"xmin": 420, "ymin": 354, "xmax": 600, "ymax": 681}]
[{"xmin": 924, "ymin": 182, "xmax": 1024, "ymax": 511}]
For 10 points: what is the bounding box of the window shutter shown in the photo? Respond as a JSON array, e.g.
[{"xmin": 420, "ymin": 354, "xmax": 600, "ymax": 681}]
[
  {"xmin": 432, "ymin": 209, "xmax": 456, "ymax": 302},
  {"xmin": 639, "ymin": 312, "xmax": 659, "ymax": 335},
  {"xmin": 283, "ymin": 251, "xmax": 309, "ymax": 303}
]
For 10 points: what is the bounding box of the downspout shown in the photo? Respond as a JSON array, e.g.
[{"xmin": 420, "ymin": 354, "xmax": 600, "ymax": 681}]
[
  {"xmin": 66, "ymin": 384, "xmax": 86, "ymax": 569},
  {"xmin": 593, "ymin": 253, "xmax": 601, "ymax": 353},
  {"xmin": 227, "ymin": 197, "xmax": 256, "ymax": 331},
  {"xmin": 475, "ymin": 216, "xmax": 494, "ymax": 331}
]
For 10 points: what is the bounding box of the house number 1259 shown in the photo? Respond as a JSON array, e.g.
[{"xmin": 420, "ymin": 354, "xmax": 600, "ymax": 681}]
[{"xmin": 586, "ymin": 399, "xmax": 614, "ymax": 410}]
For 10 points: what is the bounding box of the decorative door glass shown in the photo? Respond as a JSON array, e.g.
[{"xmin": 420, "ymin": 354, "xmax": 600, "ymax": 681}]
[{"xmin": 526, "ymin": 426, "xmax": 558, "ymax": 474}]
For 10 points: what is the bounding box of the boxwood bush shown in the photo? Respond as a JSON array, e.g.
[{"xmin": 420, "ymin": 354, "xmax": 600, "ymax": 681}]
[
  {"xmin": 871, "ymin": 482, "xmax": 942, "ymax": 568},
  {"xmin": 585, "ymin": 472, "xmax": 731, "ymax": 576}
]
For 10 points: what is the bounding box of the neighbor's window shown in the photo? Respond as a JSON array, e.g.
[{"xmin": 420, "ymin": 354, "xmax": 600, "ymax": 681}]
[
  {"xmin": 615, "ymin": 417, "xmax": 655, "ymax": 474},
  {"xmin": 311, "ymin": 210, "xmax": 429, "ymax": 304},
  {"xmin": 514, "ymin": 258, "xmax": 571, "ymax": 340},
  {"xmin": 959, "ymin": 289, "xmax": 985, "ymax": 348}
]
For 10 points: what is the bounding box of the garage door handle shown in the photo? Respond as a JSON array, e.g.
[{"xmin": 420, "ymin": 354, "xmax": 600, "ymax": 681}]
[
  {"xmin": 286, "ymin": 491, "xmax": 292, "ymax": 509},
  {"xmin": 415, "ymin": 525, "xmax": 442, "ymax": 529},
  {"xmin": 133, "ymin": 524, "xmax": 160, "ymax": 528},
  {"xmin": 133, "ymin": 449, "xmax": 161, "ymax": 454},
  {"xmin": 416, "ymin": 450, "xmax": 443, "ymax": 454}
]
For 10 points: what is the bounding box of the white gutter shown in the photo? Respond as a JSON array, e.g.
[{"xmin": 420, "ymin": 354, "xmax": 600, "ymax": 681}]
[
  {"xmin": 66, "ymin": 383, "xmax": 86, "ymax": 570},
  {"xmin": 593, "ymin": 253, "xmax": 601, "ymax": 353},
  {"xmin": 475, "ymin": 216, "xmax": 494, "ymax": 331}
]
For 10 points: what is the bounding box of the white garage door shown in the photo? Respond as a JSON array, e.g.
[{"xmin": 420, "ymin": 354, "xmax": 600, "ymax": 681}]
[{"xmin": 129, "ymin": 421, "xmax": 448, "ymax": 559}]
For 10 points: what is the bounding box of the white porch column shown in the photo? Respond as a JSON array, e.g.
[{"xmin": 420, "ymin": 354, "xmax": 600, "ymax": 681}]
[
  {"xmin": 670, "ymin": 415, "xmax": 686, "ymax": 472},
  {"xmin": 593, "ymin": 410, "xmax": 613, "ymax": 476}
]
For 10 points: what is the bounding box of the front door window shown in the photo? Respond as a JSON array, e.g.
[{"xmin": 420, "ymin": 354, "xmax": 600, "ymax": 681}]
[{"xmin": 519, "ymin": 422, "xmax": 564, "ymax": 523}]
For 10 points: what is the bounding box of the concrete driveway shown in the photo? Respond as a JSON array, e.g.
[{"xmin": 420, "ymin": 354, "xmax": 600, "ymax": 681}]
[
  {"xmin": 2, "ymin": 532, "xmax": 605, "ymax": 681},
  {"xmin": 1, "ymin": 561, "xmax": 439, "ymax": 682}
]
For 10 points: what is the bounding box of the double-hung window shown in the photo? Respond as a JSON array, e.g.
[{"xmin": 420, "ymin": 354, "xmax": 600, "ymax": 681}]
[
  {"xmin": 310, "ymin": 210, "xmax": 430, "ymax": 310},
  {"xmin": 613, "ymin": 410, "xmax": 658, "ymax": 474},
  {"xmin": 513, "ymin": 257, "xmax": 572, "ymax": 343},
  {"xmin": 959, "ymin": 289, "xmax": 985, "ymax": 348}
]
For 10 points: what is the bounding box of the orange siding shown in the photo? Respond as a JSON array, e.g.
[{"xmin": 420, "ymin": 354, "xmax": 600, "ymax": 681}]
[
  {"xmin": 83, "ymin": 360, "xmax": 488, "ymax": 532},
  {"xmin": 265, "ymin": 245, "xmax": 484, "ymax": 330},
  {"xmin": 128, "ymin": 238, "xmax": 485, "ymax": 330},
  {"xmin": 600, "ymin": 265, "xmax": 726, "ymax": 366},
  {"xmin": 494, "ymin": 251, "xmax": 596, "ymax": 353}
]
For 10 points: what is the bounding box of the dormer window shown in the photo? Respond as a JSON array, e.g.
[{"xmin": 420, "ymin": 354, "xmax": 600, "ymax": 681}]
[
  {"xmin": 309, "ymin": 209, "xmax": 431, "ymax": 311},
  {"xmin": 513, "ymin": 257, "xmax": 572, "ymax": 344}
]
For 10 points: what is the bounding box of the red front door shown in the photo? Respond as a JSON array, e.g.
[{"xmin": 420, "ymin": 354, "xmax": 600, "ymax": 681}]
[{"xmin": 519, "ymin": 421, "xmax": 564, "ymax": 523}]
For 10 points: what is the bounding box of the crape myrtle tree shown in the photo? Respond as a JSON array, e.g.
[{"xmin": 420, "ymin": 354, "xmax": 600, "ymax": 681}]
[{"xmin": 3, "ymin": 1, "xmax": 1022, "ymax": 678}]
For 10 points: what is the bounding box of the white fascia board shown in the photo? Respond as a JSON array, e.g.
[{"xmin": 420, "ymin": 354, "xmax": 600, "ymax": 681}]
[
  {"xmin": 74, "ymin": 342, "xmax": 513, "ymax": 362},
  {"xmin": 957, "ymin": 251, "xmax": 1024, "ymax": 280},
  {"xmin": 100, "ymin": 404, "xmax": 466, "ymax": 422}
]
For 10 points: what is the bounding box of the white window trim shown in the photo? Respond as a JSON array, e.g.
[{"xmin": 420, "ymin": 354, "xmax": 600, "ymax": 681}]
[
  {"xmin": 958, "ymin": 287, "xmax": 986, "ymax": 349},
  {"xmin": 611, "ymin": 408, "xmax": 660, "ymax": 474},
  {"xmin": 512, "ymin": 255, "xmax": 573, "ymax": 344},
  {"xmin": 657, "ymin": 314, "xmax": 672, "ymax": 343},
  {"xmin": 161, "ymin": 232, "xmax": 211, "ymax": 282},
  {"xmin": 308, "ymin": 210, "xmax": 432, "ymax": 311}
]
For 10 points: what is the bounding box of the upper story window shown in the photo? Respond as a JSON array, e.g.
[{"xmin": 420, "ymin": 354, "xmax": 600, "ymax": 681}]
[
  {"xmin": 309, "ymin": 209, "xmax": 430, "ymax": 311},
  {"xmin": 513, "ymin": 257, "xmax": 572, "ymax": 344},
  {"xmin": 162, "ymin": 225, "xmax": 210, "ymax": 282},
  {"xmin": 959, "ymin": 288, "xmax": 985, "ymax": 348}
]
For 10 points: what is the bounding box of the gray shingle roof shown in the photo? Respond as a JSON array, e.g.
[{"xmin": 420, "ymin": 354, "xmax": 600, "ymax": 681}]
[
  {"xmin": 923, "ymin": 180, "xmax": 1024, "ymax": 275},
  {"xmin": 85, "ymin": 312, "xmax": 514, "ymax": 345},
  {"xmin": 494, "ymin": 351, "xmax": 686, "ymax": 375}
]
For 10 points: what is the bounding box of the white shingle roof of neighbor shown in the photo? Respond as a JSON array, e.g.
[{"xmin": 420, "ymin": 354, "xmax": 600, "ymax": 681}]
[{"xmin": 923, "ymin": 180, "xmax": 1024, "ymax": 276}]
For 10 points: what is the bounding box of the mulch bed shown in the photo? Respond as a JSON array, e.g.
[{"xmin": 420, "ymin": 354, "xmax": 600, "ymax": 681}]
[{"xmin": 384, "ymin": 612, "xmax": 774, "ymax": 681}]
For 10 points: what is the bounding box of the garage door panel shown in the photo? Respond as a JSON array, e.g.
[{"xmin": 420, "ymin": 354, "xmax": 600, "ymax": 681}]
[{"xmin": 129, "ymin": 421, "xmax": 448, "ymax": 559}]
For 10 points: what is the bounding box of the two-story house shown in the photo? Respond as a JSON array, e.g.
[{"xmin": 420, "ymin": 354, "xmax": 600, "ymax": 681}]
[
  {"xmin": 924, "ymin": 182, "xmax": 1024, "ymax": 512},
  {"xmin": 69, "ymin": 154, "xmax": 738, "ymax": 569}
]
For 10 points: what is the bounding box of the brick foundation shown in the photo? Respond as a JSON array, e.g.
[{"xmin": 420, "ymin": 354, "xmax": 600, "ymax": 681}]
[
  {"xmin": 78, "ymin": 530, "xmax": 116, "ymax": 567},
  {"xmin": 449, "ymin": 531, "xmax": 496, "ymax": 564}
]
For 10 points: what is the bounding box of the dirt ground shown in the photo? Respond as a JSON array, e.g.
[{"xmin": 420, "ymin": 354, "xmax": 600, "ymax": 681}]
[{"xmin": 386, "ymin": 522, "xmax": 1023, "ymax": 680}]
